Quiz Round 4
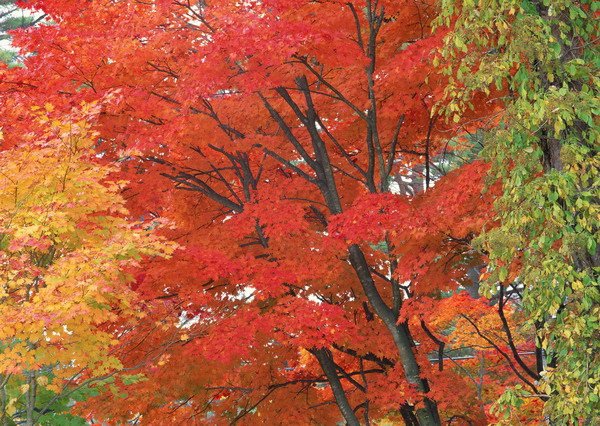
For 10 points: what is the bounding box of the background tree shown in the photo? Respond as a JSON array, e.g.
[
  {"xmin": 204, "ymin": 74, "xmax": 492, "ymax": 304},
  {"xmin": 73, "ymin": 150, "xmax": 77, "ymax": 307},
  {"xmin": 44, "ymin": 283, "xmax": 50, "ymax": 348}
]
[{"xmin": 0, "ymin": 0, "xmax": 44, "ymax": 66}]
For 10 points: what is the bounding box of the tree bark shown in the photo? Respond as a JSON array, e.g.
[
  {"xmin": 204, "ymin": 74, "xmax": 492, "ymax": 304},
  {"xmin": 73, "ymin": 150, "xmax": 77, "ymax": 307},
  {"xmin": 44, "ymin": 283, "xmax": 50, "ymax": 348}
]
[
  {"xmin": 313, "ymin": 348, "xmax": 361, "ymax": 426},
  {"xmin": 348, "ymin": 245, "xmax": 440, "ymax": 425},
  {"xmin": 25, "ymin": 371, "xmax": 36, "ymax": 426}
]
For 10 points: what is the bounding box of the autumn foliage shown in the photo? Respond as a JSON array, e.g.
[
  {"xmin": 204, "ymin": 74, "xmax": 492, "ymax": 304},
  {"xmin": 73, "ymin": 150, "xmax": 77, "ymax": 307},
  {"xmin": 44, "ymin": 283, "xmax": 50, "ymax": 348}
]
[{"xmin": 0, "ymin": 0, "xmax": 597, "ymax": 425}]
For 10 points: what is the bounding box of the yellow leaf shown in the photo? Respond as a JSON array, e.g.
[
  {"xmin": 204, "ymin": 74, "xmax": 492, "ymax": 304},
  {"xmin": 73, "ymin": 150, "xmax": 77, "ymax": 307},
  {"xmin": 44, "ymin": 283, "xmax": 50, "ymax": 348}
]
[{"xmin": 6, "ymin": 398, "xmax": 17, "ymax": 416}]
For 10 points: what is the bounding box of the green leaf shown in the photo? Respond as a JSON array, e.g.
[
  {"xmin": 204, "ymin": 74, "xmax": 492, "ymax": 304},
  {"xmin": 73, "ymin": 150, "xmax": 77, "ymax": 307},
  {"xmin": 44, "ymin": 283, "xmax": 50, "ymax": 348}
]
[
  {"xmin": 498, "ymin": 267, "xmax": 508, "ymax": 282},
  {"xmin": 586, "ymin": 238, "xmax": 597, "ymax": 256}
]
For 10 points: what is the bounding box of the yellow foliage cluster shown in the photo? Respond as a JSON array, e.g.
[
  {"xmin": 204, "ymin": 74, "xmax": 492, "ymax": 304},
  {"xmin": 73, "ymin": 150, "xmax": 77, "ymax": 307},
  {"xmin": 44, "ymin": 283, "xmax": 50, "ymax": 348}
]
[{"xmin": 0, "ymin": 104, "xmax": 175, "ymax": 388}]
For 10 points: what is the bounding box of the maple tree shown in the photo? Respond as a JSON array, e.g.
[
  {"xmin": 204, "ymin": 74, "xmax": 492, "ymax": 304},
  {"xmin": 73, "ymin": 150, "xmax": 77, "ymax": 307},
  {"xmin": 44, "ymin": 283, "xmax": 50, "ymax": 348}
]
[{"xmin": 0, "ymin": 0, "xmax": 595, "ymax": 425}]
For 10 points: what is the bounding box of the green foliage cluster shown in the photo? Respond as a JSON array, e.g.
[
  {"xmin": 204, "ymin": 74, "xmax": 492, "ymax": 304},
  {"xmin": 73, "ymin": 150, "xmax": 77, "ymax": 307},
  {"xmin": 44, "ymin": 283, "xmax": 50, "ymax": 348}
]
[
  {"xmin": 437, "ymin": 0, "xmax": 599, "ymax": 422},
  {"xmin": 0, "ymin": 372, "xmax": 93, "ymax": 426}
]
